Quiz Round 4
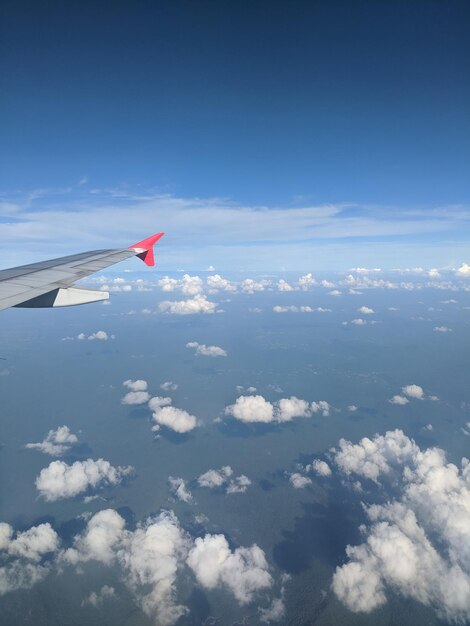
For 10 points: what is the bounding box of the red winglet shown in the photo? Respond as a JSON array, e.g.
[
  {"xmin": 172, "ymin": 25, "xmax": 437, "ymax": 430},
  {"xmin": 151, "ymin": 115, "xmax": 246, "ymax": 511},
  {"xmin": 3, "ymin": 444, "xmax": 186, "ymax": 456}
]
[{"xmin": 129, "ymin": 232, "xmax": 165, "ymax": 266}]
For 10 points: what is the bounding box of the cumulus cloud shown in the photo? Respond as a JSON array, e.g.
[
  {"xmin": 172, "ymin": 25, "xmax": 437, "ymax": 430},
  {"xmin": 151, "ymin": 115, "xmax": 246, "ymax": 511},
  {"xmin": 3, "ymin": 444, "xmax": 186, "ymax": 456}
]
[
  {"xmin": 0, "ymin": 521, "xmax": 60, "ymax": 595},
  {"xmin": 158, "ymin": 274, "xmax": 203, "ymax": 296},
  {"xmin": 36, "ymin": 458, "xmax": 133, "ymax": 501},
  {"xmin": 122, "ymin": 391, "xmax": 150, "ymax": 405},
  {"xmin": 236, "ymin": 385, "xmax": 257, "ymax": 394},
  {"xmin": 168, "ymin": 477, "xmax": 193, "ymax": 503},
  {"xmin": 225, "ymin": 395, "xmax": 330, "ymax": 423},
  {"xmin": 186, "ymin": 341, "xmax": 227, "ymax": 357},
  {"xmin": 82, "ymin": 585, "xmax": 117, "ymax": 607},
  {"xmin": 149, "ymin": 397, "xmax": 198, "ymax": 433},
  {"xmin": 160, "ymin": 381, "xmax": 178, "ymax": 391},
  {"xmin": 225, "ymin": 395, "xmax": 274, "ymax": 423},
  {"xmin": 198, "ymin": 466, "xmax": 251, "ymax": 494},
  {"xmin": 357, "ymin": 306, "xmax": 374, "ymax": 314},
  {"xmin": 455, "ymin": 263, "xmax": 470, "ymax": 277},
  {"xmin": 297, "ymin": 273, "xmax": 317, "ymax": 290},
  {"xmin": 159, "ymin": 295, "xmax": 217, "ymax": 315},
  {"xmin": 289, "ymin": 473, "xmax": 312, "ymax": 489},
  {"xmin": 309, "ymin": 459, "xmax": 332, "ymax": 477},
  {"xmin": 276, "ymin": 397, "xmax": 310, "ymax": 421},
  {"xmin": 62, "ymin": 508, "xmax": 278, "ymax": 624},
  {"xmin": 77, "ymin": 331, "xmax": 114, "ymax": 341},
  {"xmin": 332, "ymin": 430, "xmax": 470, "ymax": 622},
  {"xmin": 433, "ymin": 326, "xmax": 452, "ymax": 333},
  {"xmin": 26, "ymin": 426, "xmax": 78, "ymax": 456},
  {"xmin": 123, "ymin": 379, "xmax": 148, "ymax": 391},
  {"xmin": 277, "ymin": 279, "xmax": 295, "ymax": 292},
  {"xmin": 389, "ymin": 395, "xmax": 409, "ymax": 405},
  {"xmin": 187, "ymin": 534, "xmax": 273, "ymax": 604},
  {"xmin": 402, "ymin": 384, "xmax": 424, "ymax": 400},
  {"xmin": 206, "ymin": 274, "xmax": 236, "ymax": 292},
  {"xmin": 389, "ymin": 384, "xmax": 426, "ymax": 405},
  {"xmin": 310, "ymin": 400, "xmax": 331, "ymax": 417},
  {"xmin": 241, "ymin": 278, "xmax": 270, "ymax": 293},
  {"xmin": 65, "ymin": 509, "xmax": 189, "ymax": 625}
]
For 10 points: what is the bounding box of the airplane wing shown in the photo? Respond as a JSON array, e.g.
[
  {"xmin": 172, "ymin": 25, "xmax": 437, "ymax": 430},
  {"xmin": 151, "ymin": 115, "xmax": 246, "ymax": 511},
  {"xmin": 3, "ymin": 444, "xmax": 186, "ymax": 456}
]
[{"xmin": 0, "ymin": 232, "xmax": 164, "ymax": 311}]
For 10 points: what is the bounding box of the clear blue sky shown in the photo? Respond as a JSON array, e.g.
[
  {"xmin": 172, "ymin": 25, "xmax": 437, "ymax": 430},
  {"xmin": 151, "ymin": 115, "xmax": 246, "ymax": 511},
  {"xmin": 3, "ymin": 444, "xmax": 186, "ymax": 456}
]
[{"xmin": 0, "ymin": 0, "xmax": 469, "ymax": 269}]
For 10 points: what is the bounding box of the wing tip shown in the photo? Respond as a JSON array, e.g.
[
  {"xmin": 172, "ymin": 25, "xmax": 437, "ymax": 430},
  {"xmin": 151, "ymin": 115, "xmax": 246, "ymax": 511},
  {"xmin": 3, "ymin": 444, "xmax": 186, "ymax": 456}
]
[{"xmin": 128, "ymin": 232, "xmax": 165, "ymax": 266}]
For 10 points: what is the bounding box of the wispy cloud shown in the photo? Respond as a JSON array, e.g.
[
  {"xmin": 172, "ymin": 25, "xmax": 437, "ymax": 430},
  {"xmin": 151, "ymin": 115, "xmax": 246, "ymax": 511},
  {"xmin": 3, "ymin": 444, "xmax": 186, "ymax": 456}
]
[{"xmin": 1, "ymin": 186, "xmax": 469, "ymax": 269}]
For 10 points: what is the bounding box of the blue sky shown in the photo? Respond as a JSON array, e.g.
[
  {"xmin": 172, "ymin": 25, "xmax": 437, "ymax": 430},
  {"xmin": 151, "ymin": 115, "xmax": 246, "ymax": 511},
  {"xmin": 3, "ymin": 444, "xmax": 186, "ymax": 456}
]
[{"xmin": 0, "ymin": 0, "xmax": 469, "ymax": 269}]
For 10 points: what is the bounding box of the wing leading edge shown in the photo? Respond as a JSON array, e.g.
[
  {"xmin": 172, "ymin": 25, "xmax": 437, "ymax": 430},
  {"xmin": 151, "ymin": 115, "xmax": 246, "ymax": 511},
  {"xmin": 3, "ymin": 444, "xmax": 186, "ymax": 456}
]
[{"xmin": 0, "ymin": 232, "xmax": 164, "ymax": 311}]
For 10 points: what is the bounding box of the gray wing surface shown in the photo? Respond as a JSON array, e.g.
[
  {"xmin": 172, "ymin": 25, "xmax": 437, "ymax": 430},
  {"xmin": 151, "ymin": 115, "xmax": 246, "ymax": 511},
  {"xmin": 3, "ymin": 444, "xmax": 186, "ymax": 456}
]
[{"xmin": 0, "ymin": 233, "xmax": 164, "ymax": 311}]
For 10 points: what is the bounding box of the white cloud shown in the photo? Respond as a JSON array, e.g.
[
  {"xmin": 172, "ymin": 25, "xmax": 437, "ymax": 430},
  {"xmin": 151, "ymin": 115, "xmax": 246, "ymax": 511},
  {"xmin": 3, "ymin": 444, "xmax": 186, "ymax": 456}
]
[
  {"xmin": 350, "ymin": 318, "xmax": 367, "ymax": 325},
  {"xmin": 82, "ymin": 585, "xmax": 117, "ymax": 607},
  {"xmin": 26, "ymin": 426, "xmax": 78, "ymax": 456},
  {"xmin": 160, "ymin": 381, "xmax": 178, "ymax": 391},
  {"xmin": 225, "ymin": 395, "xmax": 330, "ymax": 423},
  {"xmin": 206, "ymin": 274, "xmax": 236, "ymax": 292},
  {"xmin": 328, "ymin": 290, "xmax": 342, "ymax": 296},
  {"xmin": 277, "ymin": 279, "xmax": 295, "ymax": 292},
  {"xmin": 348, "ymin": 405, "xmax": 358, "ymax": 412},
  {"xmin": 226, "ymin": 475, "xmax": 252, "ymax": 494},
  {"xmin": 309, "ymin": 460, "xmax": 332, "ymax": 477},
  {"xmin": 3, "ymin": 523, "xmax": 60, "ymax": 562},
  {"xmin": 122, "ymin": 391, "xmax": 150, "ymax": 405},
  {"xmin": 0, "ymin": 521, "xmax": 60, "ymax": 596},
  {"xmin": 236, "ymin": 385, "xmax": 257, "ymax": 394},
  {"xmin": 455, "ymin": 263, "xmax": 470, "ymax": 277},
  {"xmin": 350, "ymin": 268, "xmax": 382, "ymax": 274},
  {"xmin": 198, "ymin": 466, "xmax": 233, "ymax": 488},
  {"xmin": 276, "ymin": 397, "xmax": 310, "ymax": 421},
  {"xmin": 273, "ymin": 305, "xmax": 314, "ymax": 313},
  {"xmin": 63, "ymin": 509, "xmax": 125, "ymax": 565},
  {"xmin": 357, "ymin": 306, "xmax": 374, "ymax": 314},
  {"xmin": 148, "ymin": 396, "xmax": 172, "ymax": 411},
  {"xmin": 241, "ymin": 278, "xmax": 270, "ymax": 293},
  {"xmin": 259, "ymin": 597, "xmax": 286, "ymax": 622},
  {"xmin": 77, "ymin": 330, "xmax": 114, "ymax": 341},
  {"xmin": 63, "ymin": 507, "xmax": 278, "ymax": 623},
  {"xmin": 310, "ymin": 400, "xmax": 330, "ymax": 417},
  {"xmin": 402, "ymin": 384, "xmax": 424, "ymax": 400},
  {"xmin": 225, "ymin": 395, "xmax": 274, "ymax": 423},
  {"xmin": 123, "ymin": 379, "xmax": 148, "ymax": 391},
  {"xmin": 186, "ymin": 341, "xmax": 227, "ymax": 357},
  {"xmin": 187, "ymin": 534, "xmax": 273, "ymax": 604},
  {"xmin": 65, "ymin": 510, "xmax": 189, "ymax": 625},
  {"xmin": 159, "ymin": 295, "xmax": 217, "ymax": 315},
  {"xmin": 36, "ymin": 458, "xmax": 133, "ymax": 501},
  {"xmin": 332, "ymin": 430, "xmax": 470, "ymax": 622},
  {"xmin": 289, "ymin": 473, "xmax": 312, "ymax": 489},
  {"xmin": 198, "ymin": 466, "xmax": 251, "ymax": 494},
  {"xmin": 389, "ymin": 395, "xmax": 409, "ymax": 405},
  {"xmin": 158, "ymin": 274, "xmax": 203, "ymax": 296},
  {"xmin": 168, "ymin": 477, "xmax": 193, "ymax": 503},
  {"xmin": 433, "ymin": 326, "xmax": 452, "ymax": 333},
  {"xmin": 332, "ymin": 428, "xmax": 418, "ymax": 483},
  {"xmin": 149, "ymin": 397, "xmax": 198, "ymax": 434},
  {"xmin": 298, "ymin": 273, "xmax": 317, "ymax": 290}
]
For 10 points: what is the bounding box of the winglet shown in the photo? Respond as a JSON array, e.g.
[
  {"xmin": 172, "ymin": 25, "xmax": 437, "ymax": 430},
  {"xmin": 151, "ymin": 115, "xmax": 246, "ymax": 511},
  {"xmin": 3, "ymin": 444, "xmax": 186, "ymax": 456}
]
[{"xmin": 128, "ymin": 232, "xmax": 165, "ymax": 266}]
